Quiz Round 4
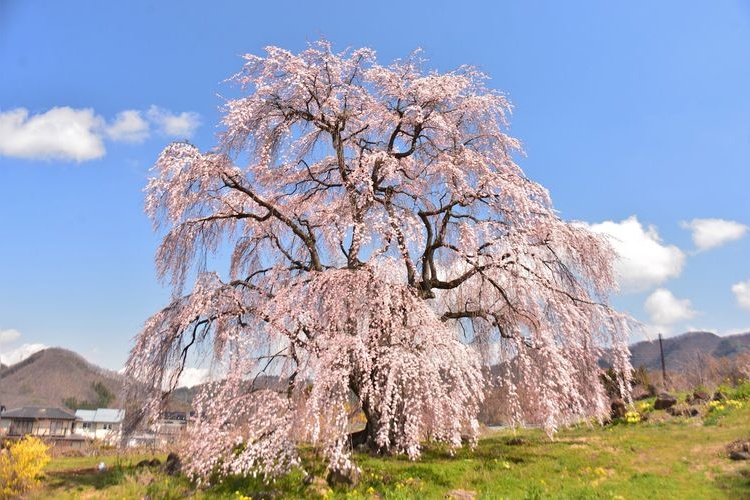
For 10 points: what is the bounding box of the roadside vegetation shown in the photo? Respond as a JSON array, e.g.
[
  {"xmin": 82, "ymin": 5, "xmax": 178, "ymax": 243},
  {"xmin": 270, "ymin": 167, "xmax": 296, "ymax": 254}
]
[{"xmin": 18, "ymin": 381, "xmax": 750, "ymax": 499}]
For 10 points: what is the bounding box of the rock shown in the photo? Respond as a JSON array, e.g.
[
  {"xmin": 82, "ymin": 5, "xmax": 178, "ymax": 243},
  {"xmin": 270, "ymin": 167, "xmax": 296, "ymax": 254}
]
[
  {"xmin": 713, "ymin": 391, "xmax": 726, "ymax": 401},
  {"xmin": 693, "ymin": 390, "xmax": 711, "ymax": 402},
  {"xmin": 507, "ymin": 437, "xmax": 526, "ymax": 446},
  {"xmin": 149, "ymin": 458, "xmax": 161, "ymax": 467},
  {"xmin": 164, "ymin": 452, "xmax": 182, "ymax": 476},
  {"xmin": 306, "ymin": 476, "xmax": 329, "ymax": 496},
  {"xmin": 446, "ymin": 489, "xmax": 476, "ymax": 500},
  {"xmin": 610, "ymin": 399, "xmax": 627, "ymax": 419},
  {"xmin": 654, "ymin": 392, "xmax": 677, "ymax": 410},
  {"xmin": 327, "ymin": 466, "xmax": 361, "ymax": 488},
  {"xmin": 632, "ymin": 388, "xmax": 652, "ymax": 401},
  {"xmin": 666, "ymin": 404, "xmax": 698, "ymax": 417},
  {"xmin": 136, "ymin": 459, "xmax": 151, "ymax": 468},
  {"xmin": 726, "ymin": 439, "xmax": 750, "ymax": 458}
]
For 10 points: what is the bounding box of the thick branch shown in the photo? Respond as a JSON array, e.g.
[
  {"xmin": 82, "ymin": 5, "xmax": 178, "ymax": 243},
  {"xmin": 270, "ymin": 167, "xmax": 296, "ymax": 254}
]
[{"xmin": 222, "ymin": 174, "xmax": 323, "ymax": 271}]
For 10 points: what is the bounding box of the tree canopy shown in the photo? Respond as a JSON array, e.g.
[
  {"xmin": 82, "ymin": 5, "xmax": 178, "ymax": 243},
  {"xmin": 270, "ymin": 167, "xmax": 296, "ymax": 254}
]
[{"xmin": 125, "ymin": 41, "xmax": 631, "ymax": 480}]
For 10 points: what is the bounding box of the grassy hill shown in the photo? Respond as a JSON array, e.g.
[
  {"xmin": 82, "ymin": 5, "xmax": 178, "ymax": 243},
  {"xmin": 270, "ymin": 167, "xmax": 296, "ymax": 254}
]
[{"xmin": 0, "ymin": 347, "xmax": 124, "ymax": 410}]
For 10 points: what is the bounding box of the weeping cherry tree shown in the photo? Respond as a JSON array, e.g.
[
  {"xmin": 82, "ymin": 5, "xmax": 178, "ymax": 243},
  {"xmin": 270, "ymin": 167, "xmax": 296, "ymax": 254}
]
[{"xmin": 125, "ymin": 41, "xmax": 632, "ymax": 481}]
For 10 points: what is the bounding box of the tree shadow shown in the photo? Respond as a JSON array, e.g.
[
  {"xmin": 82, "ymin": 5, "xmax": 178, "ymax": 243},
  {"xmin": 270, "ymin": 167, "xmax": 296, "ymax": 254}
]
[
  {"xmin": 714, "ymin": 465, "xmax": 750, "ymax": 497},
  {"xmin": 45, "ymin": 465, "xmax": 127, "ymax": 491}
]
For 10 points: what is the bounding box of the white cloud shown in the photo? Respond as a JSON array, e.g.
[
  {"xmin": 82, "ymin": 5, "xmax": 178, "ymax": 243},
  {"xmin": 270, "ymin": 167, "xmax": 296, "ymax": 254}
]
[
  {"xmin": 580, "ymin": 216, "xmax": 685, "ymax": 293},
  {"xmin": 0, "ymin": 328, "xmax": 21, "ymax": 345},
  {"xmin": 644, "ymin": 288, "xmax": 698, "ymax": 326},
  {"xmin": 0, "ymin": 343, "xmax": 47, "ymax": 366},
  {"xmin": 0, "ymin": 105, "xmax": 199, "ymax": 163},
  {"xmin": 106, "ymin": 110, "xmax": 150, "ymax": 142},
  {"xmin": 732, "ymin": 279, "xmax": 750, "ymax": 311},
  {"xmin": 0, "ymin": 107, "xmax": 105, "ymax": 162},
  {"xmin": 681, "ymin": 218, "xmax": 748, "ymax": 251},
  {"xmin": 147, "ymin": 106, "xmax": 200, "ymax": 137},
  {"xmin": 177, "ymin": 367, "xmax": 210, "ymax": 388}
]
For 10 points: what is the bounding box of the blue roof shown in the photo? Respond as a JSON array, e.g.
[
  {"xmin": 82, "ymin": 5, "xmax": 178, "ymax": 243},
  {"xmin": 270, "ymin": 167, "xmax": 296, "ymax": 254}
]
[{"xmin": 74, "ymin": 408, "xmax": 124, "ymax": 423}]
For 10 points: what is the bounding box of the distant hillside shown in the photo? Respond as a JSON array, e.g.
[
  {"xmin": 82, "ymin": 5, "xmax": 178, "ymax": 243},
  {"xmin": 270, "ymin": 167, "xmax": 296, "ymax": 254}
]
[
  {"xmin": 2, "ymin": 332, "xmax": 748, "ymax": 411},
  {"xmin": 168, "ymin": 375, "xmax": 290, "ymax": 412},
  {"xmin": 629, "ymin": 330, "xmax": 750, "ymax": 372},
  {"xmin": 0, "ymin": 347, "xmax": 125, "ymax": 410}
]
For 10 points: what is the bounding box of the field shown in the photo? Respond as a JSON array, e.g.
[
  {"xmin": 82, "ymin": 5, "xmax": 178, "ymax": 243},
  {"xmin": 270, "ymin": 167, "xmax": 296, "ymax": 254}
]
[{"xmin": 25, "ymin": 399, "xmax": 750, "ymax": 499}]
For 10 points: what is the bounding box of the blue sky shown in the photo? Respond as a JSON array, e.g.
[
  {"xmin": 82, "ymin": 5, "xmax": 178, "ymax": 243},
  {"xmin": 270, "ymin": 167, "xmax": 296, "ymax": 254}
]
[{"xmin": 1, "ymin": 1, "xmax": 749, "ymax": 372}]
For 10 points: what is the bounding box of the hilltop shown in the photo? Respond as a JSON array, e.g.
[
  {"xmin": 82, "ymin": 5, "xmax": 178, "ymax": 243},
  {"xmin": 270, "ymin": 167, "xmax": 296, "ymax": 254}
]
[{"xmin": 0, "ymin": 347, "xmax": 124, "ymax": 410}]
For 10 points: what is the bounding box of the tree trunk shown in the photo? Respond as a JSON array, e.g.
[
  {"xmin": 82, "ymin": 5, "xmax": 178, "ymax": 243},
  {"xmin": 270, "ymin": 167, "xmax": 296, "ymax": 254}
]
[
  {"xmin": 349, "ymin": 401, "xmax": 381, "ymax": 450},
  {"xmin": 348, "ymin": 380, "xmax": 384, "ymax": 452}
]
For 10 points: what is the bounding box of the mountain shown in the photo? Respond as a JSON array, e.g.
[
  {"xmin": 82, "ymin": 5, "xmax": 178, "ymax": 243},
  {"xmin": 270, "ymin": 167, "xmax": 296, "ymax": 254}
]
[
  {"xmin": 0, "ymin": 347, "xmax": 125, "ymax": 410},
  {"xmin": 628, "ymin": 330, "xmax": 750, "ymax": 372},
  {"xmin": 2, "ymin": 331, "xmax": 748, "ymax": 411}
]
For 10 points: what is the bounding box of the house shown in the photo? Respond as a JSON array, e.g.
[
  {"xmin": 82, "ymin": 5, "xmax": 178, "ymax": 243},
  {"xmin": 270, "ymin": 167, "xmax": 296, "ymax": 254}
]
[
  {"xmin": 125, "ymin": 430, "xmax": 158, "ymax": 448},
  {"xmin": 153, "ymin": 410, "xmax": 196, "ymax": 445},
  {"xmin": 74, "ymin": 408, "xmax": 125, "ymax": 445},
  {"xmin": 0, "ymin": 406, "xmax": 78, "ymax": 439}
]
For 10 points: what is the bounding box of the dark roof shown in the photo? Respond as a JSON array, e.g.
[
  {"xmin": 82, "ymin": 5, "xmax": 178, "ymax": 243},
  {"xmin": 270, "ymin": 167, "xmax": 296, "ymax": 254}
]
[{"xmin": 1, "ymin": 406, "xmax": 77, "ymax": 420}]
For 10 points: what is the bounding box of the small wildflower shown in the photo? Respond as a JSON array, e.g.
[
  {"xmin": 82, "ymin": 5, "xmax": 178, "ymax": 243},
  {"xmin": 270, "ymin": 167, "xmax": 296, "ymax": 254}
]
[{"xmin": 624, "ymin": 410, "xmax": 641, "ymax": 424}]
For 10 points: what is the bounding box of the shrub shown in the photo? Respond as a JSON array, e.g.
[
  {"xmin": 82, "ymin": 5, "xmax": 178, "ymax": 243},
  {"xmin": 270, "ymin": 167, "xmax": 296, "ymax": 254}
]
[
  {"xmin": 729, "ymin": 380, "xmax": 750, "ymax": 401},
  {"xmin": 0, "ymin": 436, "xmax": 51, "ymax": 497}
]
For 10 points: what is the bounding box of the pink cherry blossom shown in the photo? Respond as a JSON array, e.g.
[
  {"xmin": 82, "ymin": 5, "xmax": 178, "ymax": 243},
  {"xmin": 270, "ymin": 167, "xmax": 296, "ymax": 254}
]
[{"xmin": 125, "ymin": 40, "xmax": 631, "ymax": 482}]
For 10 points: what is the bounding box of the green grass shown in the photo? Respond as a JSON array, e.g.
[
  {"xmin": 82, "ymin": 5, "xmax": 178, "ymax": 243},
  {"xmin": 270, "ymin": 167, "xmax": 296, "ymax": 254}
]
[
  {"xmin": 27, "ymin": 404, "xmax": 750, "ymax": 499},
  {"xmin": 43, "ymin": 452, "xmax": 156, "ymax": 473}
]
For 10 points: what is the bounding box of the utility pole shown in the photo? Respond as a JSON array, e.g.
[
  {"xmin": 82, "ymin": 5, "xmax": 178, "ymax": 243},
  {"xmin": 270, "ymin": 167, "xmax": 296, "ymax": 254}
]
[{"xmin": 658, "ymin": 333, "xmax": 667, "ymax": 389}]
